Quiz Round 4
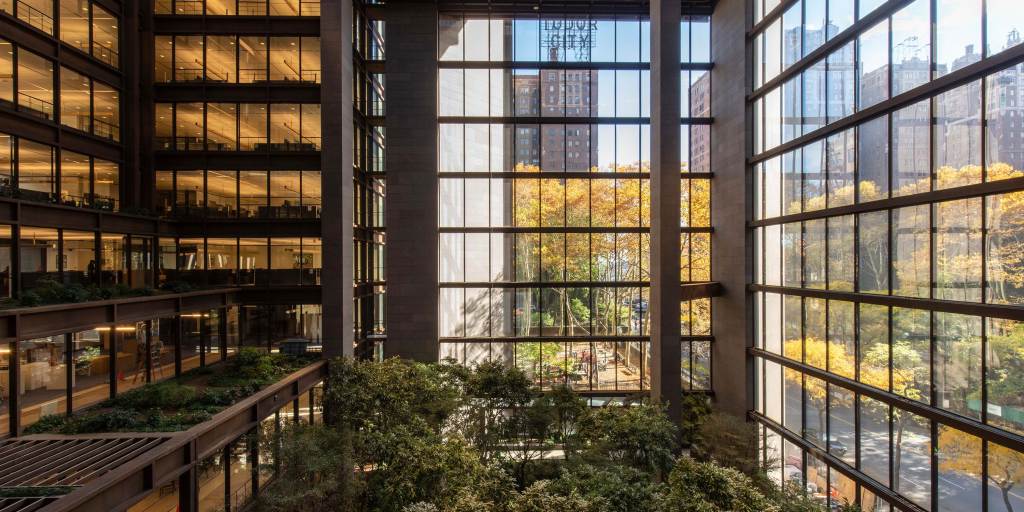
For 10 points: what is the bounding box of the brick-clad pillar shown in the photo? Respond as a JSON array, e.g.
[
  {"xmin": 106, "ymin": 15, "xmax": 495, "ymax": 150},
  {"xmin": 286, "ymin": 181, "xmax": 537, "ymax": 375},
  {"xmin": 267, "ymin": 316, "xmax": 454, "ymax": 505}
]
[
  {"xmin": 321, "ymin": 0, "xmax": 356, "ymax": 358},
  {"xmin": 384, "ymin": 1, "xmax": 440, "ymax": 361},
  {"xmin": 710, "ymin": 0, "xmax": 754, "ymax": 417},
  {"xmin": 650, "ymin": 0, "xmax": 684, "ymax": 423}
]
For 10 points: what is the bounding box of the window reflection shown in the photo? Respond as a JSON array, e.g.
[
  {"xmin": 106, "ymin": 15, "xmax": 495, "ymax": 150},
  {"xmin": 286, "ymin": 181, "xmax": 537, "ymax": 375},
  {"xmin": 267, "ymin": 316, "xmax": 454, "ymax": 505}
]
[
  {"xmin": 17, "ymin": 48, "xmax": 54, "ymax": 120},
  {"xmin": 155, "ymin": 35, "xmax": 320, "ymax": 83}
]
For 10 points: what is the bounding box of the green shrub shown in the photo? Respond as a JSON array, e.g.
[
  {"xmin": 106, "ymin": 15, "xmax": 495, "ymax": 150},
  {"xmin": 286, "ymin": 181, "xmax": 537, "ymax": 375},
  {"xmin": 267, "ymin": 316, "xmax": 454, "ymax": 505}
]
[
  {"xmin": 508, "ymin": 481, "xmax": 596, "ymax": 512},
  {"xmin": 159, "ymin": 280, "xmax": 194, "ymax": 293},
  {"xmin": 0, "ymin": 486, "xmax": 75, "ymax": 498},
  {"xmin": 23, "ymin": 414, "xmax": 71, "ymax": 434},
  {"xmin": 3, "ymin": 278, "xmax": 158, "ymax": 309},
  {"xmin": 72, "ymin": 408, "xmax": 144, "ymax": 433},
  {"xmin": 575, "ymin": 404, "xmax": 679, "ymax": 475},
  {"xmin": 660, "ymin": 457, "xmax": 777, "ymax": 512},
  {"xmin": 107, "ymin": 382, "xmax": 198, "ymax": 410}
]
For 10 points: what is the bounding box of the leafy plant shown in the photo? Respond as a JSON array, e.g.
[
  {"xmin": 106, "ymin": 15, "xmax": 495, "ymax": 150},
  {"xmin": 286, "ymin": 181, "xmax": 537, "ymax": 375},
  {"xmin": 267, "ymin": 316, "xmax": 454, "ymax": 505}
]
[
  {"xmin": 2, "ymin": 278, "xmax": 155, "ymax": 309},
  {"xmin": 25, "ymin": 352, "xmax": 313, "ymax": 435}
]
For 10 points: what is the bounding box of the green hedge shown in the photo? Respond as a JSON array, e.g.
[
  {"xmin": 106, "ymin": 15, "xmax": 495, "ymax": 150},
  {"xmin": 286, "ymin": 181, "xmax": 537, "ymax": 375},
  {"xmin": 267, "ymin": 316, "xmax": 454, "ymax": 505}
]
[{"xmin": 26, "ymin": 348, "xmax": 316, "ymax": 435}]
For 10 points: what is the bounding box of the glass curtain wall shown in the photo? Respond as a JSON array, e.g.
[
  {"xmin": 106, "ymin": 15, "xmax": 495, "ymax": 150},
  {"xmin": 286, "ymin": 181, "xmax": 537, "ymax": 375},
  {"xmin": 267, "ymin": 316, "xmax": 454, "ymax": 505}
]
[
  {"xmin": 436, "ymin": 14, "xmax": 712, "ymax": 393},
  {"xmin": 751, "ymin": 0, "xmax": 1024, "ymax": 510}
]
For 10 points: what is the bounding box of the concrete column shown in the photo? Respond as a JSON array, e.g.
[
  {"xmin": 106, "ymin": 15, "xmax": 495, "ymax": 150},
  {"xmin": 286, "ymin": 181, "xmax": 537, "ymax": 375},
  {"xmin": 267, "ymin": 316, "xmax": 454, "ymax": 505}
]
[
  {"xmin": 650, "ymin": 0, "xmax": 683, "ymax": 423},
  {"xmin": 321, "ymin": 0, "xmax": 355, "ymax": 358},
  {"xmin": 710, "ymin": 0, "xmax": 754, "ymax": 417},
  {"xmin": 384, "ymin": 1, "xmax": 439, "ymax": 362}
]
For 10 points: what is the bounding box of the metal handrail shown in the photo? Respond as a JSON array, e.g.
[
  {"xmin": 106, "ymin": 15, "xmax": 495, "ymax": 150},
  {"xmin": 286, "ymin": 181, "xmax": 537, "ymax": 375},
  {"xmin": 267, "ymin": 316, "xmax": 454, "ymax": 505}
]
[
  {"xmin": 174, "ymin": 0, "xmax": 202, "ymax": 15},
  {"xmin": 93, "ymin": 118, "xmax": 119, "ymax": 141},
  {"xmin": 91, "ymin": 41, "xmax": 119, "ymax": 68},
  {"xmin": 18, "ymin": 92, "xmax": 53, "ymax": 119},
  {"xmin": 16, "ymin": 0, "xmax": 53, "ymax": 35}
]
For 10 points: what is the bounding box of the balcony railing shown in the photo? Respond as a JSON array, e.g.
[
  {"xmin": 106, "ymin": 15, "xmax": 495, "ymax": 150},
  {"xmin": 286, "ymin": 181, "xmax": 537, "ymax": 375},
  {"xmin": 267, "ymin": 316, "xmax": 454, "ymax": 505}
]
[
  {"xmin": 93, "ymin": 118, "xmax": 119, "ymax": 142},
  {"xmin": 18, "ymin": 92, "xmax": 53, "ymax": 120},
  {"xmin": 175, "ymin": 68, "xmax": 206, "ymax": 82},
  {"xmin": 15, "ymin": 0, "xmax": 53, "ymax": 35},
  {"xmin": 91, "ymin": 41, "xmax": 119, "ymax": 68},
  {"xmin": 174, "ymin": 0, "xmax": 202, "ymax": 15},
  {"xmin": 157, "ymin": 136, "xmax": 320, "ymax": 152}
]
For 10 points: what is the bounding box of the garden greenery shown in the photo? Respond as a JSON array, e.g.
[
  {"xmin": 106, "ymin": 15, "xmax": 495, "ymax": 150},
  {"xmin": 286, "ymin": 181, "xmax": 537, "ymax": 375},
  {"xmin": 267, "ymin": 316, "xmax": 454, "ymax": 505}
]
[
  {"xmin": 26, "ymin": 348, "xmax": 315, "ymax": 434},
  {"xmin": 255, "ymin": 358, "xmax": 855, "ymax": 512}
]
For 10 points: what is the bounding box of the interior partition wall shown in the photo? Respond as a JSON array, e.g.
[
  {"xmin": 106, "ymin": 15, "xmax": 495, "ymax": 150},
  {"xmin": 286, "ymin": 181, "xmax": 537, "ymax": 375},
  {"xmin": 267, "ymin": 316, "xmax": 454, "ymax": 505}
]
[{"xmin": 747, "ymin": 0, "xmax": 1024, "ymax": 510}]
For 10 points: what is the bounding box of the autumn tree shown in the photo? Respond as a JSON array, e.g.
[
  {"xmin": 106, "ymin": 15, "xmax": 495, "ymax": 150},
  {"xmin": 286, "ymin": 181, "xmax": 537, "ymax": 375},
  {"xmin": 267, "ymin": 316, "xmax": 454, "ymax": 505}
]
[{"xmin": 938, "ymin": 427, "xmax": 1024, "ymax": 512}]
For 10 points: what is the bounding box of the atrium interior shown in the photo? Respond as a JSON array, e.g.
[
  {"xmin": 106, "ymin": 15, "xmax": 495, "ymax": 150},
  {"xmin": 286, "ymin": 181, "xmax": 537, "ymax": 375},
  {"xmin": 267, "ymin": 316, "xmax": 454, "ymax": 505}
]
[{"xmin": 0, "ymin": 0, "xmax": 1020, "ymax": 511}]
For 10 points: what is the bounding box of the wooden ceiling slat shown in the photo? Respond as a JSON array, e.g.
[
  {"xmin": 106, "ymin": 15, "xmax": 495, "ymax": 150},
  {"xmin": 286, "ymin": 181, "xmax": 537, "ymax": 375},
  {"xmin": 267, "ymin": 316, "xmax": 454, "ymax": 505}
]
[
  {"xmin": 63, "ymin": 438, "xmax": 166, "ymax": 486},
  {"xmin": 0, "ymin": 437, "xmax": 169, "ymax": 492},
  {"xmin": 1, "ymin": 440, "xmax": 109, "ymax": 486},
  {"xmin": 17, "ymin": 440, "xmax": 121, "ymax": 487}
]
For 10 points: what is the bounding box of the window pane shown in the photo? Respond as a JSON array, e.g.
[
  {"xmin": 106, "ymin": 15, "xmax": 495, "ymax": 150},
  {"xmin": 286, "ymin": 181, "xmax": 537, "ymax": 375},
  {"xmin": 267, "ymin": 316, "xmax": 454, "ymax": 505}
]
[
  {"xmin": 891, "ymin": 0, "xmax": 930, "ymax": 96},
  {"xmin": 92, "ymin": 81, "xmax": 119, "ymax": 142},
  {"xmin": 934, "ymin": 313, "xmax": 982, "ymax": 420},
  {"xmin": 60, "ymin": 66, "xmax": 90, "ymax": 133},
  {"xmin": 206, "ymin": 103, "xmax": 237, "ymax": 150},
  {"xmin": 63, "ymin": 229, "xmax": 94, "ymax": 286},
  {"xmin": 59, "ymin": 0, "xmax": 89, "ymax": 53},
  {"xmin": 300, "ymin": 37, "xmax": 320, "ymax": 83},
  {"xmin": 207, "ymin": 170, "xmax": 237, "ymax": 218},
  {"xmin": 0, "ymin": 40, "xmax": 12, "ymax": 103},
  {"xmin": 239, "ymin": 103, "xmax": 268, "ymax": 150},
  {"xmin": 18, "ymin": 139, "xmax": 55, "ymax": 199},
  {"xmin": 174, "ymin": 35, "xmax": 204, "ymax": 81},
  {"xmin": 858, "ymin": 210, "xmax": 889, "ymax": 294},
  {"xmin": 17, "ymin": 49, "xmax": 54, "ymax": 120},
  {"xmin": 93, "ymin": 158, "xmax": 117, "ymax": 208},
  {"xmin": 269, "ymin": 37, "xmax": 299, "ymax": 81},
  {"xmin": 176, "ymin": 103, "xmax": 205, "ymax": 151},
  {"xmin": 937, "ymin": 426, "xmax": 983, "ymax": 512},
  {"xmin": 892, "ymin": 205, "xmax": 929, "ymax": 298},
  {"xmin": 934, "ymin": 198, "xmax": 983, "ymax": 302},
  {"xmin": 239, "ymin": 36, "xmax": 267, "ymax": 83},
  {"xmin": 206, "ymin": 35, "xmax": 236, "ymax": 83},
  {"xmin": 893, "ymin": 100, "xmax": 930, "ymax": 196},
  {"xmin": 934, "ymin": 81, "xmax": 982, "ymax": 190},
  {"xmin": 60, "ymin": 150, "xmax": 90, "ymax": 207},
  {"xmin": 936, "ymin": 0, "xmax": 981, "ymax": 77},
  {"xmin": 91, "ymin": 4, "xmax": 118, "ymax": 67},
  {"xmin": 239, "ymin": 171, "xmax": 268, "ymax": 218},
  {"xmin": 858, "ymin": 21, "xmax": 889, "ymax": 110}
]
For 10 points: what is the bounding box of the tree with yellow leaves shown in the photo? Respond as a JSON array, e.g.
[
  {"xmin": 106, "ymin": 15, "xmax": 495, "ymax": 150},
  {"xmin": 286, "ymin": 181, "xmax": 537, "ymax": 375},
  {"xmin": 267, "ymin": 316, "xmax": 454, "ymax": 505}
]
[
  {"xmin": 938, "ymin": 426, "xmax": 1024, "ymax": 512},
  {"xmin": 508, "ymin": 162, "xmax": 711, "ymax": 338}
]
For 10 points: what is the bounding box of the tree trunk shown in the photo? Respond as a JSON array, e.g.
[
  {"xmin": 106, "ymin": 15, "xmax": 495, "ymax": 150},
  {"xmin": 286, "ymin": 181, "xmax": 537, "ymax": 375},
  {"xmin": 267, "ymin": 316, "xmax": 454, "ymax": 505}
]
[
  {"xmin": 1003, "ymin": 484, "xmax": 1015, "ymax": 512},
  {"xmin": 893, "ymin": 417, "xmax": 905, "ymax": 489},
  {"xmin": 339, "ymin": 425, "xmax": 355, "ymax": 511}
]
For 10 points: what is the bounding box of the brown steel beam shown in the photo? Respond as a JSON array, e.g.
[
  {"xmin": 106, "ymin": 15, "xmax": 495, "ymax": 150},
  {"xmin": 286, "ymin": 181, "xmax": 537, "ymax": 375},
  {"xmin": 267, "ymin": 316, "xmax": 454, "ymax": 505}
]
[
  {"xmin": 750, "ymin": 42, "xmax": 1024, "ymax": 164},
  {"xmin": 750, "ymin": 348, "xmax": 1024, "ymax": 454},
  {"xmin": 153, "ymin": 83, "xmax": 321, "ymax": 103},
  {"xmin": 152, "ymin": 16, "xmax": 320, "ymax": 35},
  {"xmin": 750, "ymin": 284, "xmax": 1024, "ymax": 322},
  {"xmin": 34, "ymin": 361, "xmax": 327, "ymax": 512},
  {"xmin": 749, "ymin": 176, "xmax": 1024, "ymax": 227},
  {"xmin": 750, "ymin": 411, "xmax": 926, "ymax": 512},
  {"xmin": 0, "ymin": 108, "xmax": 122, "ymax": 163},
  {"xmin": 0, "ymin": 287, "xmax": 321, "ymax": 342},
  {"xmin": 153, "ymin": 151, "xmax": 322, "ymax": 171},
  {"xmin": 0, "ymin": 16, "xmax": 121, "ymax": 86}
]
